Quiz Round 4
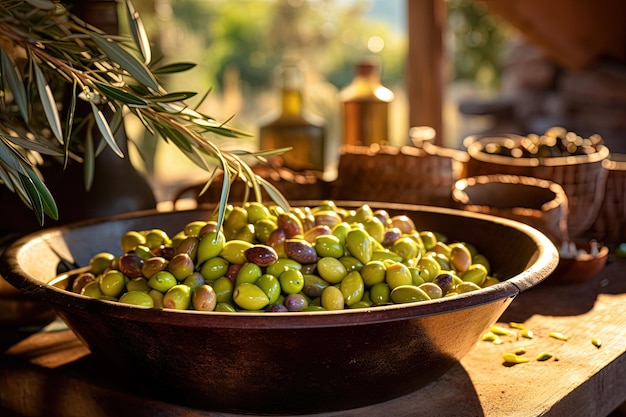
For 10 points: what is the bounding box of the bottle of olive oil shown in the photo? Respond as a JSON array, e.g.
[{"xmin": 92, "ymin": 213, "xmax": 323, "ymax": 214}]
[
  {"xmin": 339, "ymin": 60, "xmax": 395, "ymax": 146},
  {"xmin": 259, "ymin": 63, "xmax": 326, "ymax": 172}
]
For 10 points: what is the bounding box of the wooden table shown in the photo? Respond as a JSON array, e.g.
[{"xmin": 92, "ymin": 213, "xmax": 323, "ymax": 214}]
[{"xmin": 2, "ymin": 257, "xmax": 626, "ymax": 417}]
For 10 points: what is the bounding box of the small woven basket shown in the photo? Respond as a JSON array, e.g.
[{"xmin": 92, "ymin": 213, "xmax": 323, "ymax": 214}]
[
  {"xmin": 452, "ymin": 174, "xmax": 569, "ymax": 245},
  {"xmin": 587, "ymin": 153, "xmax": 626, "ymax": 244},
  {"xmin": 330, "ymin": 143, "xmax": 467, "ymax": 207},
  {"xmin": 465, "ymin": 137, "xmax": 609, "ymax": 238}
]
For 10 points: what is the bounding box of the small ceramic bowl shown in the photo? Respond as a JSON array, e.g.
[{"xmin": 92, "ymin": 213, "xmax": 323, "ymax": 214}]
[{"xmin": 546, "ymin": 240, "xmax": 609, "ymax": 285}]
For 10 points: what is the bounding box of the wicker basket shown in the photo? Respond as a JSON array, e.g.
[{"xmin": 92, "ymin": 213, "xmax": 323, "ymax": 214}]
[
  {"xmin": 330, "ymin": 143, "xmax": 467, "ymax": 207},
  {"xmin": 452, "ymin": 174, "xmax": 569, "ymax": 244},
  {"xmin": 465, "ymin": 138, "xmax": 609, "ymax": 238},
  {"xmin": 587, "ymin": 153, "xmax": 626, "ymax": 244}
]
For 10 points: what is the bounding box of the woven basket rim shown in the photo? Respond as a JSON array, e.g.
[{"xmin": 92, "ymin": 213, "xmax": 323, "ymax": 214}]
[{"xmin": 467, "ymin": 141, "xmax": 610, "ymax": 167}]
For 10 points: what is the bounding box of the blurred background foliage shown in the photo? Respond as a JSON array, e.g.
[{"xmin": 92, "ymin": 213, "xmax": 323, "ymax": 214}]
[{"xmin": 116, "ymin": 0, "xmax": 510, "ymax": 196}]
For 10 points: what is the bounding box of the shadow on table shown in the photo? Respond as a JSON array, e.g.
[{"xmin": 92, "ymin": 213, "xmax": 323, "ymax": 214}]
[{"xmin": 500, "ymin": 257, "xmax": 626, "ymax": 323}]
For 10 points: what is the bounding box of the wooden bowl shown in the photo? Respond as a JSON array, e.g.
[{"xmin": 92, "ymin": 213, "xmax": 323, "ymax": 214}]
[
  {"xmin": 0, "ymin": 202, "xmax": 558, "ymax": 415},
  {"xmin": 452, "ymin": 174, "xmax": 569, "ymax": 244}
]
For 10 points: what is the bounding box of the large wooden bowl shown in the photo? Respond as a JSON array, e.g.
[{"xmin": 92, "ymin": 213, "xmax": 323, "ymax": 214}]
[{"xmin": 0, "ymin": 202, "xmax": 558, "ymax": 415}]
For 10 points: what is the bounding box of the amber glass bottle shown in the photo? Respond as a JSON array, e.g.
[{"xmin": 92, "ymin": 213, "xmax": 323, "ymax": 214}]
[
  {"xmin": 339, "ymin": 60, "xmax": 395, "ymax": 146},
  {"xmin": 259, "ymin": 64, "xmax": 326, "ymax": 172}
]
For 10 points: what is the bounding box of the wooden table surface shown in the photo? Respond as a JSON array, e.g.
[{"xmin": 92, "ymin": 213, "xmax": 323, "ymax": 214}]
[{"xmin": 1, "ymin": 257, "xmax": 625, "ymax": 417}]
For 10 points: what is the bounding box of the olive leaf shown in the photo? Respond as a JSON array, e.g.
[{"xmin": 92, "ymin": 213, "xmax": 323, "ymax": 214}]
[
  {"xmin": 23, "ymin": 165, "xmax": 58, "ymax": 221},
  {"xmin": 33, "ymin": 60, "xmax": 63, "ymax": 143},
  {"xmin": 84, "ymin": 121, "xmax": 95, "ymax": 191},
  {"xmin": 124, "ymin": 0, "xmax": 151, "ymax": 65},
  {"xmin": 89, "ymin": 33, "xmax": 159, "ymax": 91},
  {"xmin": 94, "ymin": 82, "xmax": 148, "ymax": 106},
  {"xmin": 152, "ymin": 62, "xmax": 197, "ymax": 75},
  {"xmin": 0, "ymin": 45, "xmax": 29, "ymax": 124},
  {"xmin": 147, "ymin": 92, "xmax": 198, "ymax": 103},
  {"xmin": 90, "ymin": 101, "xmax": 124, "ymax": 158}
]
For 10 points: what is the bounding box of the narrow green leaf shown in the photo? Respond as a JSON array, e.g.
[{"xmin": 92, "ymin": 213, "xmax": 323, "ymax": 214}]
[
  {"xmin": 0, "ymin": 139, "xmax": 23, "ymax": 172},
  {"xmin": 89, "ymin": 33, "xmax": 159, "ymax": 90},
  {"xmin": 18, "ymin": 172, "xmax": 45, "ymax": 225},
  {"xmin": 84, "ymin": 122, "xmax": 95, "ymax": 191},
  {"xmin": 147, "ymin": 91, "xmax": 197, "ymax": 103},
  {"xmin": 90, "ymin": 101, "xmax": 124, "ymax": 157},
  {"xmin": 64, "ymin": 80, "xmax": 78, "ymax": 164},
  {"xmin": 94, "ymin": 82, "xmax": 147, "ymax": 106},
  {"xmin": 25, "ymin": 0, "xmax": 56, "ymax": 11},
  {"xmin": 33, "ymin": 61, "xmax": 63, "ymax": 143},
  {"xmin": 2, "ymin": 134, "xmax": 64, "ymax": 156},
  {"xmin": 0, "ymin": 45, "xmax": 29, "ymax": 123},
  {"xmin": 257, "ymin": 176, "xmax": 290, "ymax": 212},
  {"xmin": 124, "ymin": 0, "xmax": 152, "ymax": 64},
  {"xmin": 23, "ymin": 165, "xmax": 58, "ymax": 220},
  {"xmin": 152, "ymin": 62, "xmax": 196, "ymax": 75},
  {"xmin": 159, "ymin": 125, "xmax": 193, "ymax": 153}
]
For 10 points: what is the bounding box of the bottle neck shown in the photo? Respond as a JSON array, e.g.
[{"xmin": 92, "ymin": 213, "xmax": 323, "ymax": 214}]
[
  {"xmin": 279, "ymin": 64, "xmax": 304, "ymax": 116},
  {"xmin": 281, "ymin": 87, "xmax": 304, "ymax": 116}
]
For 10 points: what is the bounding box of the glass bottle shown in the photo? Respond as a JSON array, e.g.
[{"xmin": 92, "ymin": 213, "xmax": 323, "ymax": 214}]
[
  {"xmin": 339, "ymin": 60, "xmax": 395, "ymax": 146},
  {"xmin": 259, "ymin": 63, "xmax": 326, "ymax": 172}
]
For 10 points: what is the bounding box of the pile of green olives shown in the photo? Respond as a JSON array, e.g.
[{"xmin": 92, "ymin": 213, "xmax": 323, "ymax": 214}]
[{"xmin": 71, "ymin": 201, "xmax": 499, "ymax": 313}]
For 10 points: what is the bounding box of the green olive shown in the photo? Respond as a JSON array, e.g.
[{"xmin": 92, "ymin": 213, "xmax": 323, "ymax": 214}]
[
  {"xmin": 317, "ymin": 257, "xmax": 347, "ymax": 284},
  {"xmin": 346, "ymin": 228, "xmax": 373, "ymax": 264},
  {"xmin": 196, "ymin": 231, "xmax": 225, "ymax": 265},
  {"xmin": 149, "ymin": 289, "xmax": 164, "ymax": 308},
  {"xmin": 339, "ymin": 256, "xmax": 363, "ymax": 273},
  {"xmin": 234, "ymin": 223, "xmax": 256, "ymax": 243},
  {"xmin": 200, "ymin": 256, "xmax": 229, "ymax": 281},
  {"xmin": 340, "ymin": 271, "xmax": 364, "ymax": 306},
  {"xmin": 224, "ymin": 206, "xmax": 249, "ymax": 239},
  {"xmin": 256, "ymin": 274, "xmax": 282, "ymax": 304},
  {"xmin": 235, "ymin": 262, "xmax": 263, "ymax": 286},
  {"xmin": 390, "ymin": 237, "xmax": 419, "ymax": 262},
  {"xmin": 121, "ymin": 231, "xmax": 146, "ymax": 253},
  {"xmin": 279, "ymin": 268, "xmax": 304, "ymax": 295},
  {"xmin": 419, "ymin": 231, "xmax": 438, "ymax": 251},
  {"xmin": 126, "ymin": 277, "xmax": 150, "ymax": 292},
  {"xmin": 472, "ymin": 253, "xmax": 491, "ymax": 274},
  {"xmin": 183, "ymin": 221, "xmax": 206, "ymax": 237},
  {"xmin": 162, "ymin": 284, "xmax": 191, "ymax": 310},
  {"xmin": 233, "ymin": 283, "xmax": 269, "ymax": 310},
  {"xmin": 220, "ymin": 240, "xmax": 254, "ymax": 264},
  {"xmin": 455, "ymin": 281, "xmax": 482, "ymax": 294},
  {"xmin": 145, "ymin": 229, "xmax": 170, "ymax": 249},
  {"xmin": 314, "ymin": 234, "xmax": 345, "ymax": 258},
  {"xmin": 148, "ymin": 270, "xmax": 177, "ymax": 293},
  {"xmin": 461, "ymin": 263, "xmax": 488, "ymax": 286},
  {"xmin": 331, "ymin": 222, "xmax": 351, "ymax": 245},
  {"xmin": 81, "ymin": 279, "xmax": 103, "ymax": 299},
  {"xmin": 371, "ymin": 250, "xmax": 403, "ymax": 263},
  {"xmin": 321, "ymin": 285, "xmax": 344, "ymax": 310},
  {"xmin": 266, "ymin": 258, "xmax": 302, "ymax": 277},
  {"xmin": 245, "ymin": 201, "xmax": 270, "ymax": 224},
  {"xmin": 363, "ymin": 217, "xmax": 385, "ymax": 243},
  {"xmin": 72, "ymin": 272, "xmax": 97, "ymax": 294},
  {"xmin": 385, "ymin": 262, "xmax": 412, "ymax": 289},
  {"xmin": 390, "ymin": 285, "xmax": 431, "ymax": 304},
  {"xmin": 89, "ymin": 252, "xmax": 115, "ymax": 275},
  {"xmin": 100, "ymin": 269, "xmax": 127, "ymax": 298},
  {"xmin": 212, "ymin": 276, "xmax": 234, "ymax": 303},
  {"xmin": 360, "ymin": 260, "xmax": 386, "ymax": 287},
  {"xmin": 215, "ymin": 302, "xmax": 237, "ymax": 312},
  {"xmin": 254, "ymin": 218, "xmax": 278, "ymax": 243},
  {"xmin": 418, "ymin": 282, "xmax": 443, "ymax": 299},
  {"xmin": 175, "ymin": 236, "xmax": 199, "ymax": 259},
  {"xmin": 119, "ymin": 290, "xmax": 154, "ymax": 307},
  {"xmin": 409, "ymin": 267, "xmax": 425, "ymax": 286},
  {"xmin": 182, "ymin": 272, "xmax": 205, "ymax": 291},
  {"xmin": 369, "ymin": 282, "xmax": 391, "ymax": 304}
]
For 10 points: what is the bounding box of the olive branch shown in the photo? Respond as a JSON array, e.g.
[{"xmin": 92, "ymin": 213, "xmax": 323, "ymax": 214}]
[{"xmin": 0, "ymin": 0, "xmax": 289, "ymax": 228}]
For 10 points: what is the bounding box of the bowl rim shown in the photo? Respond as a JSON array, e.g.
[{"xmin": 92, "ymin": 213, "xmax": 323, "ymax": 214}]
[
  {"xmin": 0, "ymin": 202, "xmax": 559, "ymax": 329},
  {"xmin": 466, "ymin": 138, "xmax": 610, "ymax": 167}
]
